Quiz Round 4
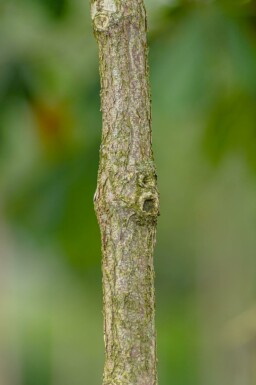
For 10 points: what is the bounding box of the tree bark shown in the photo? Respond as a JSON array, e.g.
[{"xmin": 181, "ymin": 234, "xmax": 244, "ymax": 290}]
[{"xmin": 91, "ymin": 0, "xmax": 159, "ymax": 384}]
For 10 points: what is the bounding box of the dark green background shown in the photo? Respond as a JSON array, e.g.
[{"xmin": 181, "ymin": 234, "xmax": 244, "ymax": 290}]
[{"xmin": 1, "ymin": 0, "xmax": 256, "ymax": 384}]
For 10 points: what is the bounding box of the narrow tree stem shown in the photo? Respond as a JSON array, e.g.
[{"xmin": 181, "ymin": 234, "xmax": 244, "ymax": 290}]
[{"xmin": 91, "ymin": 0, "xmax": 159, "ymax": 383}]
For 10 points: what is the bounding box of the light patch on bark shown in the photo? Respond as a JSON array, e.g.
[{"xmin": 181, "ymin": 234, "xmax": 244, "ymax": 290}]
[{"xmin": 91, "ymin": 0, "xmax": 117, "ymax": 30}]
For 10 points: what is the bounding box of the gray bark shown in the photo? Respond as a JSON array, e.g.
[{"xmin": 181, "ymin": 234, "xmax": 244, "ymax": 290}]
[{"xmin": 91, "ymin": 0, "xmax": 159, "ymax": 384}]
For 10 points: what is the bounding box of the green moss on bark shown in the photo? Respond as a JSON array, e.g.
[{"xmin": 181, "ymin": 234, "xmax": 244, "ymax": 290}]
[{"xmin": 91, "ymin": 0, "xmax": 159, "ymax": 384}]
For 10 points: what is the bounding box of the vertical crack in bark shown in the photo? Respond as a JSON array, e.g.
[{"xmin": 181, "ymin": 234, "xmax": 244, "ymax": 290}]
[{"xmin": 91, "ymin": 0, "xmax": 159, "ymax": 384}]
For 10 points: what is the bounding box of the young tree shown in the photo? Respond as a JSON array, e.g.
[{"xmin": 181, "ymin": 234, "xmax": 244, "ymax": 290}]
[{"xmin": 91, "ymin": 0, "xmax": 159, "ymax": 383}]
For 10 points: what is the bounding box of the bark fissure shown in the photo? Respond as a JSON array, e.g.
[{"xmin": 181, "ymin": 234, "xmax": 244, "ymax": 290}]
[{"xmin": 91, "ymin": 0, "xmax": 159, "ymax": 383}]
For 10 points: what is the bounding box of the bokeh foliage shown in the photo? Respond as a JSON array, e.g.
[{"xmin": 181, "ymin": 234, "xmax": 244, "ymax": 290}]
[{"xmin": 1, "ymin": 0, "xmax": 256, "ymax": 384}]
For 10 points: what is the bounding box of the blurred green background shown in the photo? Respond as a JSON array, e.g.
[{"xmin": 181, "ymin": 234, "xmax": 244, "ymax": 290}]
[{"xmin": 1, "ymin": 0, "xmax": 256, "ymax": 384}]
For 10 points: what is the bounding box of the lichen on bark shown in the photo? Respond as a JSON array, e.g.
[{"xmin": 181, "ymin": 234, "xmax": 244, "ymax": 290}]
[{"xmin": 91, "ymin": 0, "xmax": 159, "ymax": 384}]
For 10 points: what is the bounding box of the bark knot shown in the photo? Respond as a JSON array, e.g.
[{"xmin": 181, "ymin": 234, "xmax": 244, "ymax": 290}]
[
  {"xmin": 91, "ymin": 0, "xmax": 120, "ymax": 32},
  {"xmin": 94, "ymin": 12, "xmax": 111, "ymax": 31},
  {"xmin": 135, "ymin": 162, "xmax": 160, "ymax": 221}
]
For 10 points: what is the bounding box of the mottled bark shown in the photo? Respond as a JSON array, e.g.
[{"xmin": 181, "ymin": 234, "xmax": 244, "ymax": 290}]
[{"xmin": 91, "ymin": 0, "xmax": 159, "ymax": 384}]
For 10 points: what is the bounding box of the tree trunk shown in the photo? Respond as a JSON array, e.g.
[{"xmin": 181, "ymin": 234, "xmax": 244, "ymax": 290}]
[{"xmin": 91, "ymin": 0, "xmax": 159, "ymax": 384}]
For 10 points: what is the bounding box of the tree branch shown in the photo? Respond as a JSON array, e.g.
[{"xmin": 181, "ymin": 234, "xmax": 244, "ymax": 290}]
[{"xmin": 91, "ymin": 0, "xmax": 159, "ymax": 383}]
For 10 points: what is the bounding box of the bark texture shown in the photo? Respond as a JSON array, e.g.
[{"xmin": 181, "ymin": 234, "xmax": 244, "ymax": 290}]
[{"xmin": 91, "ymin": 0, "xmax": 159, "ymax": 384}]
